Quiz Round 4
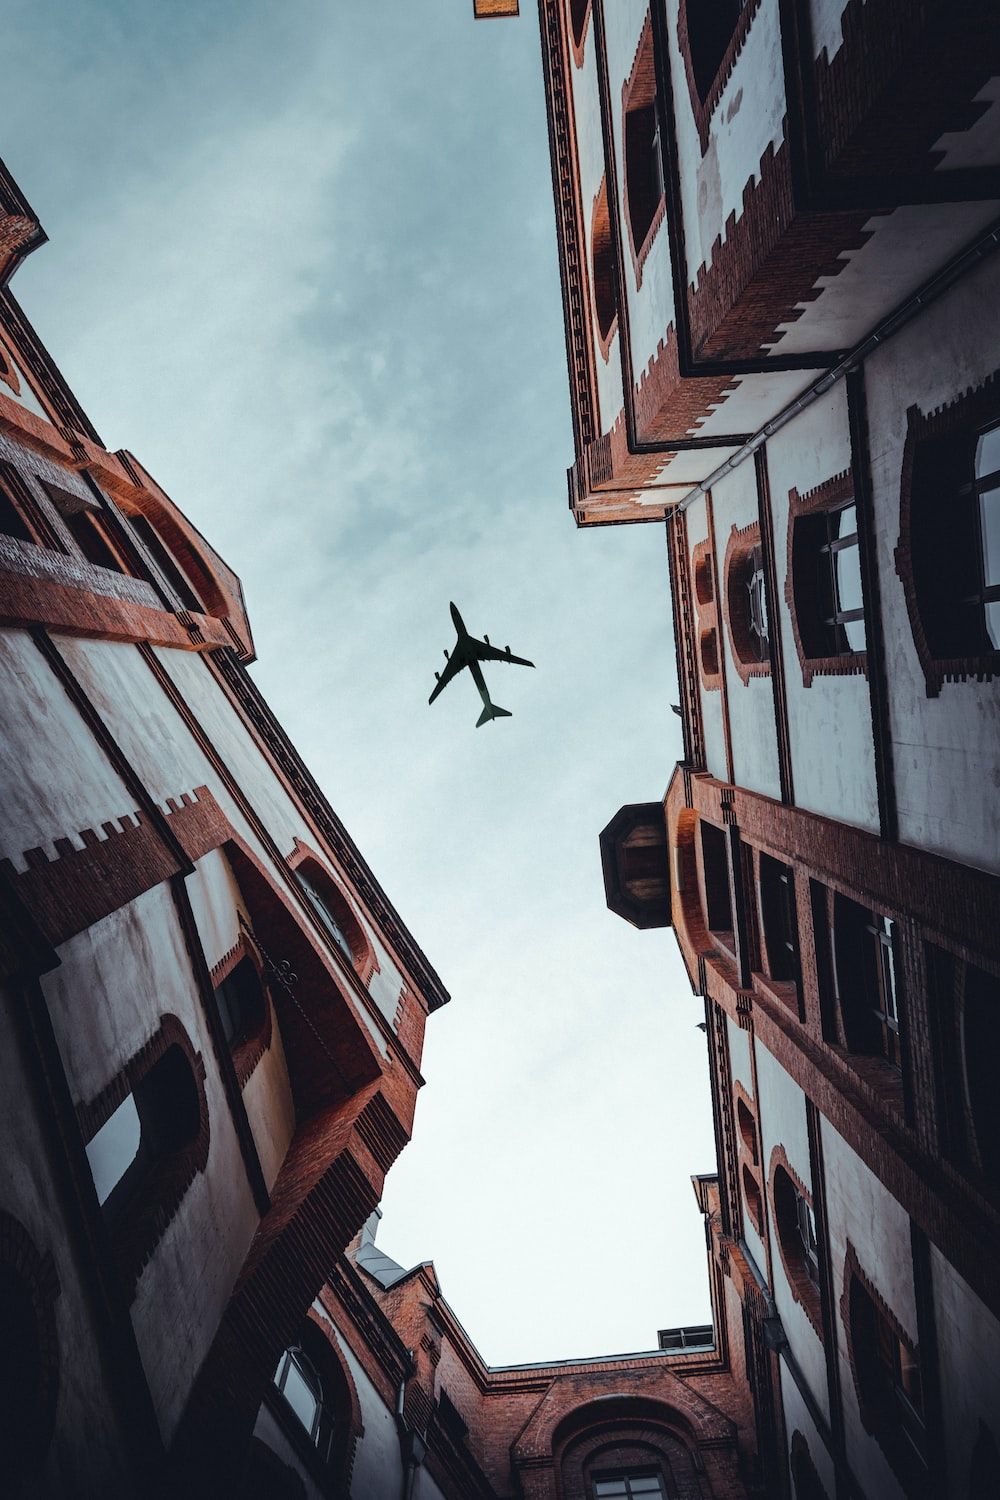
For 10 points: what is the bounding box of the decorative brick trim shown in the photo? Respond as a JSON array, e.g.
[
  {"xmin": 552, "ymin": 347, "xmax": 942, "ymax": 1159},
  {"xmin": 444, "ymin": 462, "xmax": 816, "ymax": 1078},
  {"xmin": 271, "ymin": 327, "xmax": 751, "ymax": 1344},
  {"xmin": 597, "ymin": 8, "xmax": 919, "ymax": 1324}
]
[
  {"xmin": 0, "ymin": 1212, "xmax": 61, "ymax": 1486},
  {"xmin": 723, "ymin": 520, "xmax": 771, "ymax": 684},
  {"xmin": 769, "ymin": 1145, "xmax": 824, "ymax": 1340},
  {"xmin": 676, "ymin": 0, "xmax": 764, "ymax": 156},
  {"xmin": 355, "ymin": 1091, "xmax": 409, "ymax": 1176},
  {"xmin": 741, "ymin": 1159, "xmax": 765, "ymax": 1236},
  {"xmin": 288, "ymin": 838, "xmax": 379, "ymax": 986},
  {"xmin": 621, "ymin": 14, "xmax": 666, "ymax": 290},
  {"xmin": 692, "ymin": 538, "xmax": 722, "ymax": 691},
  {"xmin": 77, "ymin": 1012, "xmax": 210, "ymax": 1300},
  {"xmin": 785, "ymin": 469, "xmax": 868, "ymax": 686},
  {"xmin": 686, "ymin": 136, "xmax": 872, "ymax": 361},
  {"xmin": 894, "ymin": 371, "xmax": 1000, "ymax": 697},
  {"xmin": 812, "ymin": 0, "xmax": 1000, "ymax": 181},
  {"xmin": 840, "ymin": 1240, "xmax": 923, "ymax": 1491},
  {"xmin": 591, "ymin": 176, "xmax": 618, "ymax": 363},
  {"xmin": 567, "ymin": 0, "xmax": 592, "ymax": 68}
]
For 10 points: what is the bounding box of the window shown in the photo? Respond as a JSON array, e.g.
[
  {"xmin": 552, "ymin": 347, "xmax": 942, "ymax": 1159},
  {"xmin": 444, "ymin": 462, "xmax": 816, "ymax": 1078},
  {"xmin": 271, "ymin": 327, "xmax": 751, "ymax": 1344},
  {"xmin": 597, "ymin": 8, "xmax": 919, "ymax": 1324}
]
[
  {"xmin": 772, "ymin": 1156, "xmax": 822, "ymax": 1334},
  {"xmin": 213, "ymin": 955, "xmax": 268, "ymax": 1054},
  {"xmin": 797, "ymin": 501, "xmax": 864, "ymax": 657},
  {"xmin": 699, "ymin": 821, "xmax": 732, "ymax": 942},
  {"xmin": 64, "ymin": 507, "xmax": 127, "ymax": 571},
  {"xmin": 742, "ymin": 1162, "xmax": 764, "ymax": 1234},
  {"xmin": 593, "ymin": 1474, "xmax": 666, "ymax": 1499},
  {"xmin": 0, "ymin": 479, "xmax": 34, "ymax": 543},
  {"xmin": 725, "ymin": 524, "xmax": 771, "ymax": 678},
  {"xmin": 683, "ymin": 0, "xmax": 746, "ymax": 103},
  {"xmin": 128, "ymin": 512, "xmax": 203, "ymax": 613},
  {"xmin": 790, "ymin": 1431, "xmax": 830, "ymax": 1500},
  {"xmin": 832, "ymin": 896, "xmax": 902, "ymax": 1069},
  {"xmin": 909, "ymin": 419, "xmax": 1000, "ymax": 659},
  {"xmin": 78, "ymin": 1016, "xmax": 209, "ymax": 1296},
  {"xmin": 0, "ymin": 1214, "xmax": 60, "ymax": 1488},
  {"xmin": 759, "ymin": 855, "xmax": 799, "ymax": 987},
  {"xmin": 847, "ymin": 1264, "xmax": 926, "ymax": 1481},
  {"xmin": 274, "ymin": 1346, "xmax": 334, "ymax": 1462},
  {"xmin": 591, "ymin": 178, "xmax": 617, "ymax": 356},
  {"xmin": 85, "ymin": 1044, "xmax": 202, "ymax": 1219},
  {"xmin": 736, "ymin": 1095, "xmax": 758, "ymax": 1164},
  {"xmin": 692, "ymin": 539, "xmax": 722, "ymax": 690},
  {"xmin": 787, "ymin": 476, "xmax": 868, "ymax": 683},
  {"xmin": 295, "ymin": 866, "xmax": 355, "ymax": 966},
  {"xmin": 622, "ymin": 20, "xmax": 664, "ymax": 276},
  {"xmin": 568, "ymin": 0, "xmax": 591, "ymax": 53}
]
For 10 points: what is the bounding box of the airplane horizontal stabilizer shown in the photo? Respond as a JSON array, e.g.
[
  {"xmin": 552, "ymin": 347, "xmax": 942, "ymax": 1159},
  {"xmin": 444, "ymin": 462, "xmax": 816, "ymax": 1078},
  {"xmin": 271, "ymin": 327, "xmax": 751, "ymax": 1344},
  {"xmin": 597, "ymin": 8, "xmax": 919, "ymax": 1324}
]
[{"xmin": 476, "ymin": 703, "xmax": 512, "ymax": 727}]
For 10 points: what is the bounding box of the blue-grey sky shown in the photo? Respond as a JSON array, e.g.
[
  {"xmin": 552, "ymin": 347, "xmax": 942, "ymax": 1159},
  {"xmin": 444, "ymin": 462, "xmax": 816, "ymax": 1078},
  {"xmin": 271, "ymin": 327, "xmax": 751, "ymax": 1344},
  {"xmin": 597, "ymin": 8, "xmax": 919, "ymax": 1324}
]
[{"xmin": 6, "ymin": 0, "xmax": 716, "ymax": 1363}]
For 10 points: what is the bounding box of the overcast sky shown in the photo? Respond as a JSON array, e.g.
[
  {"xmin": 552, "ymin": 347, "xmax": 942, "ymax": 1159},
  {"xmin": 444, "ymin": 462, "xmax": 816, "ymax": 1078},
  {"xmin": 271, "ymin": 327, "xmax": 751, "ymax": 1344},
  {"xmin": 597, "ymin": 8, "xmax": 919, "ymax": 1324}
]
[{"xmin": 6, "ymin": 0, "xmax": 717, "ymax": 1364}]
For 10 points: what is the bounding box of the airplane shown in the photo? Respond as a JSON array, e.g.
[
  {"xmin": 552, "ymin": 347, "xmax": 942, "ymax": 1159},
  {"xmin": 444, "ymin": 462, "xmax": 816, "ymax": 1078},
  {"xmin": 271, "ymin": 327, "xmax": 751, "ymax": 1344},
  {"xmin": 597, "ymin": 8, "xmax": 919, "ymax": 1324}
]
[{"xmin": 428, "ymin": 602, "xmax": 535, "ymax": 727}]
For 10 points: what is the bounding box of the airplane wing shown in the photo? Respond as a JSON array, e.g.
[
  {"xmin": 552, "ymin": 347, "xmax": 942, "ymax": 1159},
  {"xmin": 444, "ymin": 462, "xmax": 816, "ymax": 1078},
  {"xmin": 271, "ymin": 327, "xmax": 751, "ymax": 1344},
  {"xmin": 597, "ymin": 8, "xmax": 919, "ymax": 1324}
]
[
  {"xmin": 428, "ymin": 648, "xmax": 466, "ymax": 705},
  {"xmin": 471, "ymin": 638, "xmax": 535, "ymax": 669}
]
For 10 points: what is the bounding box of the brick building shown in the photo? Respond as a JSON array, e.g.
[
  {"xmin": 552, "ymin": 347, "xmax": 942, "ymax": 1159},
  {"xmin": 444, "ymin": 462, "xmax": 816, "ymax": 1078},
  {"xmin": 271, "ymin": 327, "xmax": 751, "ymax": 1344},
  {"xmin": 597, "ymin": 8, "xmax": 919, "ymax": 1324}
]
[
  {"xmin": 519, "ymin": 0, "xmax": 1000, "ymax": 1497},
  {"xmin": 0, "ymin": 150, "xmax": 761, "ymax": 1497}
]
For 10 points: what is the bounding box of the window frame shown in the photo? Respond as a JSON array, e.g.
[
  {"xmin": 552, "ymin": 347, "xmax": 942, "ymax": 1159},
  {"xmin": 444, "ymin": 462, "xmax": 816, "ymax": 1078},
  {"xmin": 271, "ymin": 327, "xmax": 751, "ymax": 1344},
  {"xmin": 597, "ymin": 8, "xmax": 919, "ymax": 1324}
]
[
  {"xmin": 786, "ymin": 471, "xmax": 869, "ymax": 687},
  {"xmin": 621, "ymin": 17, "xmax": 666, "ymax": 285}
]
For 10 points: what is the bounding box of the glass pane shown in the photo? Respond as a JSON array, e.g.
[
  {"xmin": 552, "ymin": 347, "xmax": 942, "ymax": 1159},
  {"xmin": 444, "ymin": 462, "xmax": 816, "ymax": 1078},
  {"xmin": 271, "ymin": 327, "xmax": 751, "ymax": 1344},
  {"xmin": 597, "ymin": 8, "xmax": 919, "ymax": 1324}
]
[
  {"xmin": 834, "ymin": 503, "xmax": 858, "ymax": 540},
  {"xmin": 86, "ymin": 1093, "xmax": 141, "ymax": 1206},
  {"xmin": 977, "ymin": 425, "xmax": 1000, "ymax": 482},
  {"xmin": 281, "ymin": 1355, "xmax": 319, "ymax": 1437},
  {"xmin": 835, "ymin": 539, "xmax": 863, "ymax": 615},
  {"xmin": 594, "ymin": 1483, "xmax": 629, "ymax": 1497},
  {"xmin": 843, "ymin": 615, "xmax": 866, "ymax": 651},
  {"xmin": 979, "ymin": 488, "xmax": 1000, "ymax": 587},
  {"xmin": 748, "ymin": 563, "xmax": 769, "ymax": 654},
  {"xmin": 986, "ymin": 599, "xmax": 1000, "ymax": 650},
  {"xmin": 630, "ymin": 1480, "xmax": 665, "ymax": 1494}
]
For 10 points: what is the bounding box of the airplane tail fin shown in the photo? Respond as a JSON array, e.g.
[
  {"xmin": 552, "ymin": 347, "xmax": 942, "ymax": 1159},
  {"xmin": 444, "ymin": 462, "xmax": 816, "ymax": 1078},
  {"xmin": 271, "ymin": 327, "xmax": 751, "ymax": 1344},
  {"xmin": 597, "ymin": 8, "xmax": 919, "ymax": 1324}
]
[{"xmin": 476, "ymin": 702, "xmax": 512, "ymax": 728}]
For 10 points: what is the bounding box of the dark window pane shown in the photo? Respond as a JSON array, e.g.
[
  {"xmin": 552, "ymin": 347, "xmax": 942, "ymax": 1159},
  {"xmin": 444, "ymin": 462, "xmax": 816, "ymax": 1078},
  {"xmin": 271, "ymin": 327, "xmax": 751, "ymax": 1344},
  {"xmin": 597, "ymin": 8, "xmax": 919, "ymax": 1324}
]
[{"xmin": 0, "ymin": 484, "xmax": 33, "ymax": 543}]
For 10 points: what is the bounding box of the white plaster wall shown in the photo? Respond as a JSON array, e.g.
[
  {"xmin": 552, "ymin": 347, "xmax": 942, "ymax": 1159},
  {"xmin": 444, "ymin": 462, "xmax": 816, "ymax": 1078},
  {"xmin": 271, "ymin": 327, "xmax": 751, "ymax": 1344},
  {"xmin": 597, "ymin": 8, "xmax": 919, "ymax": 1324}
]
[
  {"xmin": 779, "ymin": 1361, "xmax": 837, "ymax": 1500},
  {"xmin": 754, "ymin": 1042, "xmax": 828, "ymax": 1419},
  {"xmin": 251, "ymin": 1405, "xmax": 325, "ymax": 1500},
  {"xmin": 54, "ymin": 635, "xmax": 399, "ymax": 1043},
  {"xmin": 930, "ymin": 1245, "xmax": 1000, "ymax": 1497},
  {"xmin": 569, "ymin": 7, "xmax": 623, "ymax": 432},
  {"xmin": 808, "ymin": 0, "xmax": 851, "ymax": 63},
  {"xmin": 865, "ymin": 253, "xmax": 1000, "ymax": 872},
  {"xmin": 711, "ymin": 465, "xmax": 782, "ymax": 799},
  {"xmin": 0, "ymin": 984, "xmax": 133, "ymax": 1495},
  {"xmin": 692, "ymin": 368, "xmax": 823, "ymax": 441},
  {"xmin": 336, "ymin": 1334, "xmax": 405, "ymax": 1500},
  {"xmin": 603, "ymin": 0, "xmax": 677, "ymax": 390},
  {"xmin": 0, "ymin": 626, "xmax": 134, "ymax": 871},
  {"xmin": 765, "ymin": 387, "xmax": 880, "ymax": 831},
  {"xmin": 685, "ymin": 495, "xmax": 728, "ymax": 781},
  {"xmin": 665, "ymin": 0, "xmax": 786, "ymax": 290},
  {"xmin": 415, "ymin": 1467, "xmax": 449, "ymax": 1500},
  {"xmin": 775, "ymin": 201, "xmax": 1000, "ymax": 357},
  {"xmin": 821, "ymin": 1117, "xmax": 914, "ymax": 1500},
  {"xmin": 0, "ymin": 347, "xmax": 54, "ymax": 421},
  {"xmin": 41, "ymin": 884, "xmax": 262, "ymax": 1444}
]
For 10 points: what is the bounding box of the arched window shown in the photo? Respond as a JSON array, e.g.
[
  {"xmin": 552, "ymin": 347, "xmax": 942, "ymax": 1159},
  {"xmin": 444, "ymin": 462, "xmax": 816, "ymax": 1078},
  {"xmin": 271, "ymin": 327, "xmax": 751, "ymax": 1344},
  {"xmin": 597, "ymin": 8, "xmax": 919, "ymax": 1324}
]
[
  {"xmin": 790, "ymin": 1431, "xmax": 830, "ymax": 1500},
  {"xmin": 846, "ymin": 1256, "xmax": 926, "ymax": 1483},
  {"xmin": 742, "ymin": 1162, "xmax": 764, "ymax": 1235},
  {"xmin": 79, "ymin": 1016, "xmax": 209, "ymax": 1296},
  {"xmin": 213, "ymin": 951, "xmax": 271, "ymax": 1085},
  {"xmin": 294, "ymin": 863, "xmax": 357, "ymax": 969},
  {"xmin": 273, "ymin": 1346, "xmax": 333, "ymax": 1462},
  {"xmin": 736, "ymin": 1095, "xmax": 758, "ymax": 1164},
  {"xmin": 832, "ymin": 896, "xmax": 902, "ymax": 1069},
  {"xmin": 759, "ymin": 855, "xmax": 799, "ymax": 989},
  {"xmin": 726, "ymin": 524, "xmax": 770, "ymax": 678},
  {"xmin": 684, "ymin": 0, "xmax": 745, "ymax": 104},
  {"xmin": 792, "ymin": 501, "xmax": 864, "ymax": 657},
  {"xmin": 622, "ymin": 21, "xmax": 664, "ymax": 277},
  {"xmin": 772, "ymin": 1157, "xmax": 822, "ymax": 1333},
  {"xmin": 591, "ymin": 178, "xmax": 617, "ymax": 357}
]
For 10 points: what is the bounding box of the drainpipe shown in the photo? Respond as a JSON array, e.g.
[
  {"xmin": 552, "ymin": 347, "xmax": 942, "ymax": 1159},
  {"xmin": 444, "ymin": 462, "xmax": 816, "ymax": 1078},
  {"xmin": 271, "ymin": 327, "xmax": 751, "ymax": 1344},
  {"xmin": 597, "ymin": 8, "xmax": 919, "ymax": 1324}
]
[{"xmin": 396, "ymin": 1364, "xmax": 426, "ymax": 1500}]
